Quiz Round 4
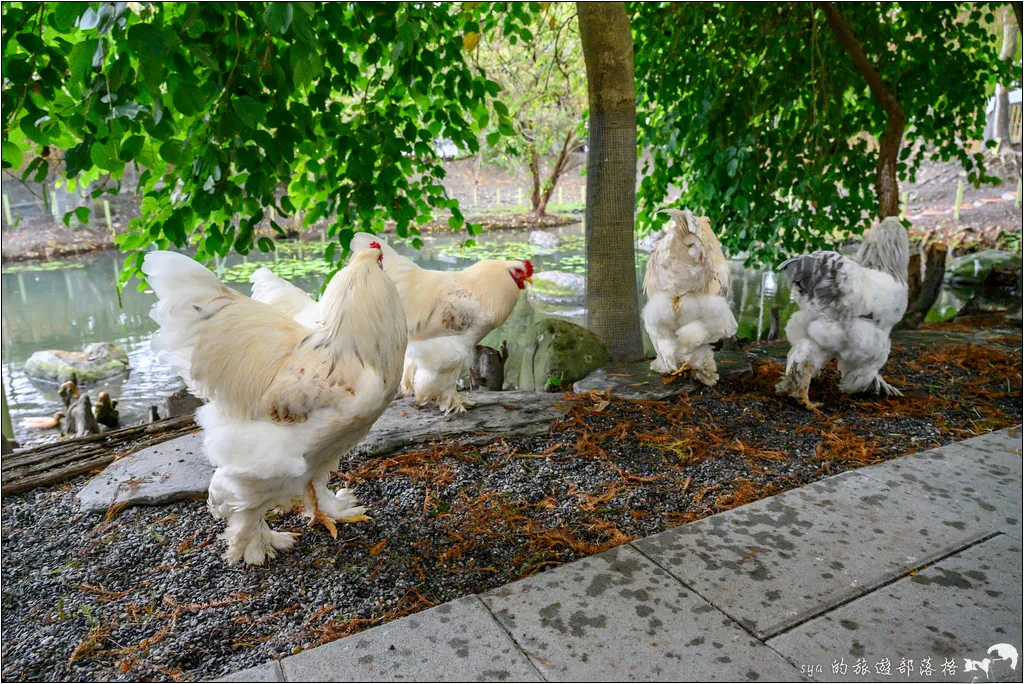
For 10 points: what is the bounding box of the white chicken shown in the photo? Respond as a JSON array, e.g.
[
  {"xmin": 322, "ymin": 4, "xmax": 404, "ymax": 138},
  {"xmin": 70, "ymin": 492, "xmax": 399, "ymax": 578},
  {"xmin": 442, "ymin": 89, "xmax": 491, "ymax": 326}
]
[
  {"xmin": 642, "ymin": 209, "xmax": 737, "ymax": 385},
  {"xmin": 143, "ymin": 244, "xmax": 407, "ymax": 565},
  {"xmin": 775, "ymin": 216, "xmax": 910, "ymax": 410},
  {"xmin": 348, "ymin": 232, "xmax": 531, "ymax": 414}
]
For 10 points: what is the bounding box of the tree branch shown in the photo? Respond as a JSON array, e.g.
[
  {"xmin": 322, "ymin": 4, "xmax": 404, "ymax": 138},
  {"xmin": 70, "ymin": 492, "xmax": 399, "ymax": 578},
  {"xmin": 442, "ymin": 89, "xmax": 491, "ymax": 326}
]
[{"xmin": 817, "ymin": 1, "xmax": 904, "ymax": 130}]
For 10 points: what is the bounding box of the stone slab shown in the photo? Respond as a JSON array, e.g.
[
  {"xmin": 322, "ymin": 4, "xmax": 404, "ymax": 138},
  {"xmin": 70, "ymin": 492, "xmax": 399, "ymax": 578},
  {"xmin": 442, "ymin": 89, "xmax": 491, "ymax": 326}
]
[
  {"xmin": 858, "ymin": 427, "xmax": 1022, "ymax": 540},
  {"xmin": 77, "ymin": 432, "xmax": 209, "ymax": 513},
  {"xmin": 481, "ymin": 544, "xmax": 802, "ymax": 681},
  {"xmin": 632, "ymin": 469, "xmax": 992, "ymax": 639},
  {"xmin": 280, "ymin": 595, "xmax": 541, "ymax": 682},
  {"xmin": 214, "ymin": 660, "xmax": 283, "ymax": 682},
  {"xmin": 572, "ymin": 350, "xmax": 751, "ymax": 401},
  {"xmin": 768, "ymin": 534, "xmax": 1024, "ymax": 683},
  {"xmin": 78, "ymin": 390, "xmax": 569, "ymax": 513}
]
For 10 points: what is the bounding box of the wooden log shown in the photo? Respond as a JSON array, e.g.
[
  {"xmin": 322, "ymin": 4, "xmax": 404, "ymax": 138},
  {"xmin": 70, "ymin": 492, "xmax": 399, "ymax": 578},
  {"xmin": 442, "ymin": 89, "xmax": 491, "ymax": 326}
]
[
  {"xmin": 1, "ymin": 414, "xmax": 197, "ymax": 495},
  {"xmin": 910, "ymin": 241, "xmax": 948, "ymax": 315}
]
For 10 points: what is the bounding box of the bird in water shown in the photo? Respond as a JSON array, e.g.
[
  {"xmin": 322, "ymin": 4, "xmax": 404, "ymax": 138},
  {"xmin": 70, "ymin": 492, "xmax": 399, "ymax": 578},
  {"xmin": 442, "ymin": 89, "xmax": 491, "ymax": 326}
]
[{"xmin": 20, "ymin": 412, "xmax": 65, "ymax": 430}]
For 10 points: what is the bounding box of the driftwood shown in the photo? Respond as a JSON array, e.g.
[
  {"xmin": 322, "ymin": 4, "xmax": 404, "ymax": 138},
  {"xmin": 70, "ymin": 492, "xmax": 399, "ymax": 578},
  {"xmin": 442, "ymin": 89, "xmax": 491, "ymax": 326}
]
[{"xmin": 1, "ymin": 414, "xmax": 197, "ymax": 495}]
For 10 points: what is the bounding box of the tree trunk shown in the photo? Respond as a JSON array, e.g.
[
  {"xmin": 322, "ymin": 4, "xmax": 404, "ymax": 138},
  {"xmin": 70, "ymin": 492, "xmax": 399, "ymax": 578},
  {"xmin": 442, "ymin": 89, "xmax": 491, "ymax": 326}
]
[
  {"xmin": 910, "ymin": 241, "xmax": 948, "ymax": 316},
  {"xmin": 819, "ymin": 2, "xmax": 906, "ymax": 219},
  {"xmin": 987, "ymin": 7, "xmax": 1017, "ymax": 146},
  {"xmin": 529, "ymin": 145, "xmax": 543, "ymax": 215},
  {"xmin": 577, "ymin": 1, "xmax": 643, "ymax": 362}
]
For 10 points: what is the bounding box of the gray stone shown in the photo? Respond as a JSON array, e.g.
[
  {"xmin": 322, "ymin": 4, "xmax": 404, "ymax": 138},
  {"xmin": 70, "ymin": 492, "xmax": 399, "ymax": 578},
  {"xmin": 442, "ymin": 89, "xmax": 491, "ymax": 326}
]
[
  {"xmin": 572, "ymin": 350, "xmax": 751, "ymax": 400},
  {"xmin": 214, "ymin": 660, "xmax": 283, "ymax": 682},
  {"xmin": 858, "ymin": 427, "xmax": 1023, "ymax": 540},
  {"xmin": 163, "ymin": 387, "xmax": 205, "ymax": 417},
  {"xmin": 78, "ymin": 391, "xmax": 570, "ymax": 513},
  {"xmin": 280, "ymin": 596, "xmax": 540, "ymax": 682},
  {"xmin": 513, "ymin": 318, "xmax": 613, "ymax": 391},
  {"xmin": 946, "ymin": 249, "xmax": 1020, "ymax": 286},
  {"xmin": 482, "ymin": 544, "xmax": 801, "ymax": 681},
  {"xmin": 768, "ymin": 534, "xmax": 1023, "ymax": 683},
  {"xmin": 76, "ymin": 432, "xmax": 210, "ymax": 513},
  {"xmin": 530, "ymin": 271, "xmax": 585, "ymax": 304},
  {"xmin": 24, "ymin": 342, "xmax": 129, "ymax": 384},
  {"xmin": 632, "ymin": 469, "xmax": 991, "ymax": 639},
  {"xmin": 528, "ymin": 230, "xmax": 561, "ymax": 249}
]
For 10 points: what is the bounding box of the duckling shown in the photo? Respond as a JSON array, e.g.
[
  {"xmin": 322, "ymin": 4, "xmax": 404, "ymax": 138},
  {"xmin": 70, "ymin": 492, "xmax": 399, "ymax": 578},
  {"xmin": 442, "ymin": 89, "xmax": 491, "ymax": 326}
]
[
  {"xmin": 20, "ymin": 411, "xmax": 65, "ymax": 430},
  {"xmin": 93, "ymin": 391, "xmax": 119, "ymax": 429}
]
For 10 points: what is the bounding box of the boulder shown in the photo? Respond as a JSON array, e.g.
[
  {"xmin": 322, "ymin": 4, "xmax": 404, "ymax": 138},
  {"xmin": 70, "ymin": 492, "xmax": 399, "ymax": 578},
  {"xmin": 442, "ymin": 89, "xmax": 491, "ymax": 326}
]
[
  {"xmin": 514, "ymin": 318, "xmax": 613, "ymax": 391},
  {"xmin": 24, "ymin": 342, "xmax": 129, "ymax": 384},
  {"xmin": 530, "ymin": 271, "xmax": 585, "ymax": 304},
  {"xmin": 946, "ymin": 249, "xmax": 1020, "ymax": 287},
  {"xmin": 528, "ymin": 230, "xmax": 561, "ymax": 249}
]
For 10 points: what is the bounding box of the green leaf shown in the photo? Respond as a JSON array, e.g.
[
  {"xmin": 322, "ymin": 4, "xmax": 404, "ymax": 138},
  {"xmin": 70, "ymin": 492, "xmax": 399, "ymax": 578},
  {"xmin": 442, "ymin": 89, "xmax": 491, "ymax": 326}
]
[
  {"xmin": 1, "ymin": 142, "xmax": 24, "ymax": 170},
  {"xmin": 52, "ymin": 3, "xmax": 82, "ymax": 32},
  {"xmin": 68, "ymin": 39, "xmax": 99, "ymax": 88},
  {"xmin": 264, "ymin": 3, "xmax": 294, "ymax": 35},
  {"xmin": 75, "ymin": 206, "xmax": 91, "ymax": 224},
  {"xmin": 172, "ymin": 83, "xmax": 204, "ymax": 117},
  {"xmin": 257, "ymin": 237, "xmax": 276, "ymax": 252},
  {"xmin": 232, "ymin": 96, "xmax": 265, "ymax": 129}
]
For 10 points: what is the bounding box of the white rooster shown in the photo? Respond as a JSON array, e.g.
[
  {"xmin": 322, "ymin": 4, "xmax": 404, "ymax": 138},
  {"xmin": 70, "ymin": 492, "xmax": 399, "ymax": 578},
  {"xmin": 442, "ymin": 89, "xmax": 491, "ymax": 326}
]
[
  {"xmin": 642, "ymin": 209, "xmax": 737, "ymax": 385},
  {"xmin": 775, "ymin": 216, "xmax": 909, "ymax": 410},
  {"xmin": 143, "ymin": 244, "xmax": 407, "ymax": 565},
  {"xmin": 347, "ymin": 232, "xmax": 532, "ymax": 414}
]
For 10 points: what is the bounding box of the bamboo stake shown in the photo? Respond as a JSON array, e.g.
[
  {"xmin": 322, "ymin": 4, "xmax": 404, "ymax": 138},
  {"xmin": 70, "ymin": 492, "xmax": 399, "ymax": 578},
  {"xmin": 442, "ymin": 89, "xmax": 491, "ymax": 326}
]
[{"xmin": 953, "ymin": 181, "xmax": 964, "ymax": 220}]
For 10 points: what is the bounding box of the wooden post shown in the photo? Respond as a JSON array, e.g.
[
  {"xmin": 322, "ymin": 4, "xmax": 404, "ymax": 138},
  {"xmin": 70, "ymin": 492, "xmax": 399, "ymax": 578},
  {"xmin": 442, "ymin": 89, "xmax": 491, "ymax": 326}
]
[
  {"xmin": 102, "ymin": 200, "xmax": 113, "ymax": 238},
  {"xmin": 2, "ymin": 193, "xmax": 13, "ymax": 227},
  {"xmin": 580, "ymin": 185, "xmax": 585, "ymax": 206},
  {"xmin": 51, "ymin": 190, "xmax": 60, "ymax": 221},
  {"xmin": 496, "ymin": 188, "xmax": 501, "ymax": 207},
  {"xmin": 558, "ymin": 186, "xmax": 564, "ymax": 205},
  {"xmin": 473, "ymin": 185, "xmax": 478, "ymax": 207},
  {"xmin": 517, "ymin": 187, "xmax": 522, "ymax": 207},
  {"xmin": 953, "ymin": 181, "xmax": 964, "ymax": 220},
  {"xmin": 899, "ymin": 191, "xmax": 908, "ymax": 219}
]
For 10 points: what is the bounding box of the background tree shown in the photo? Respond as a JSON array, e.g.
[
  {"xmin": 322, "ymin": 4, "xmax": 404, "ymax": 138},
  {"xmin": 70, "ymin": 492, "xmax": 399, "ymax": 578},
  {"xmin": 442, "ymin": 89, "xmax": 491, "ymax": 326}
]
[
  {"xmin": 632, "ymin": 2, "xmax": 1017, "ymax": 264},
  {"xmin": 469, "ymin": 2, "xmax": 587, "ymax": 218},
  {"xmin": 985, "ymin": 5, "xmax": 1021, "ymax": 147},
  {"xmin": 1, "ymin": 2, "xmax": 533, "ymax": 287},
  {"xmin": 578, "ymin": 1, "xmax": 643, "ymax": 362}
]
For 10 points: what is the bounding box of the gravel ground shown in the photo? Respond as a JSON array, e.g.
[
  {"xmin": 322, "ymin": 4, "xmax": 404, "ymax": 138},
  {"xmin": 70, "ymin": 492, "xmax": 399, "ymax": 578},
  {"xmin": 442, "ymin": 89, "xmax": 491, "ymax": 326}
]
[{"xmin": 2, "ymin": 320, "xmax": 1021, "ymax": 682}]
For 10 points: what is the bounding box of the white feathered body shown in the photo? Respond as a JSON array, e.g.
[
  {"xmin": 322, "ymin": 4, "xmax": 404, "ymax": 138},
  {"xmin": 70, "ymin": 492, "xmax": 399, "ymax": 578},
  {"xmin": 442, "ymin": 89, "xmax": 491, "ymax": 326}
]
[
  {"xmin": 642, "ymin": 210, "xmax": 737, "ymax": 385},
  {"xmin": 776, "ymin": 216, "xmax": 910, "ymax": 404},
  {"xmin": 144, "ymin": 247, "xmax": 406, "ymax": 564},
  {"xmin": 347, "ymin": 233, "xmax": 528, "ymax": 413}
]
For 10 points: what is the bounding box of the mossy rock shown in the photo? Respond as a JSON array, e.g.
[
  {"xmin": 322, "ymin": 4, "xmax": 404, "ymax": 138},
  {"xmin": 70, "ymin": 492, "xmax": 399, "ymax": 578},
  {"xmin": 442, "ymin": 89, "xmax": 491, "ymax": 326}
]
[
  {"xmin": 946, "ymin": 250, "xmax": 1020, "ymax": 286},
  {"xmin": 514, "ymin": 318, "xmax": 613, "ymax": 391},
  {"xmin": 24, "ymin": 342, "xmax": 130, "ymax": 384}
]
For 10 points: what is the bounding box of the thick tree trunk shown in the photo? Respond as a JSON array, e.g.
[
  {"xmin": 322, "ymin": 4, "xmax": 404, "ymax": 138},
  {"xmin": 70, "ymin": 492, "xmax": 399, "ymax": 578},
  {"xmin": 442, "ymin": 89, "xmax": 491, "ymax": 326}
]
[
  {"xmin": 577, "ymin": 1, "xmax": 643, "ymax": 362},
  {"xmin": 819, "ymin": 2, "xmax": 906, "ymax": 219}
]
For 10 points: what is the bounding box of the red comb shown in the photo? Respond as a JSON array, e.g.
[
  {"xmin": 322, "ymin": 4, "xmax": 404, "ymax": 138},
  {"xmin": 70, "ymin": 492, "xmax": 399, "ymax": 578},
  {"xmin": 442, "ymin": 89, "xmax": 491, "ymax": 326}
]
[
  {"xmin": 369, "ymin": 241, "xmax": 381, "ymax": 250},
  {"xmin": 524, "ymin": 260, "xmax": 534, "ymax": 277}
]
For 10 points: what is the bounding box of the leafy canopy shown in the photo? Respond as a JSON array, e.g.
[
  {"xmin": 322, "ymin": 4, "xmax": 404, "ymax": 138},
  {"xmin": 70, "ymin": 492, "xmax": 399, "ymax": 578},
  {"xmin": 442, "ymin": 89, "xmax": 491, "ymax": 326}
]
[
  {"xmin": 632, "ymin": 2, "xmax": 1016, "ymax": 264},
  {"xmin": 1, "ymin": 1, "xmax": 537, "ymax": 288}
]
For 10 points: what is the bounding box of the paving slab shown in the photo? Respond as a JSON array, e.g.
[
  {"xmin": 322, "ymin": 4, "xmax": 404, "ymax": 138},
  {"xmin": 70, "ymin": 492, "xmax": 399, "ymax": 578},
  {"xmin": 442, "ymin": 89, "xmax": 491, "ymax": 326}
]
[
  {"xmin": 77, "ymin": 391, "xmax": 569, "ymax": 513},
  {"xmin": 215, "ymin": 660, "xmax": 283, "ymax": 682},
  {"xmin": 280, "ymin": 595, "xmax": 540, "ymax": 682},
  {"xmin": 571, "ymin": 350, "xmax": 750, "ymax": 401},
  {"xmin": 858, "ymin": 427, "xmax": 1022, "ymax": 540},
  {"xmin": 768, "ymin": 534, "xmax": 1023, "ymax": 683},
  {"xmin": 481, "ymin": 544, "xmax": 802, "ymax": 681},
  {"xmin": 633, "ymin": 469, "xmax": 992, "ymax": 639}
]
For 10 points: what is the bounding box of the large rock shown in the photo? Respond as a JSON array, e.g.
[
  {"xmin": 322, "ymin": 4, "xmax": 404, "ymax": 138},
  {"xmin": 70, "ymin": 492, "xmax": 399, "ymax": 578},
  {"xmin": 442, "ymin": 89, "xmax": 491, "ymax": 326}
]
[
  {"xmin": 514, "ymin": 319, "xmax": 613, "ymax": 391},
  {"xmin": 946, "ymin": 249, "xmax": 1020, "ymax": 288},
  {"xmin": 530, "ymin": 271, "xmax": 585, "ymax": 304},
  {"xmin": 528, "ymin": 230, "xmax": 560, "ymax": 249},
  {"xmin": 24, "ymin": 342, "xmax": 129, "ymax": 384},
  {"xmin": 77, "ymin": 391, "xmax": 571, "ymax": 513}
]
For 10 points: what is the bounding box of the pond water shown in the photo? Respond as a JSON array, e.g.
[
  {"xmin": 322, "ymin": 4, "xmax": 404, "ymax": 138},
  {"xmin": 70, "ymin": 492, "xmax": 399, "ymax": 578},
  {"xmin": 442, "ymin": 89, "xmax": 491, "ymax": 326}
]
[{"xmin": 0, "ymin": 222, "xmax": 982, "ymax": 442}]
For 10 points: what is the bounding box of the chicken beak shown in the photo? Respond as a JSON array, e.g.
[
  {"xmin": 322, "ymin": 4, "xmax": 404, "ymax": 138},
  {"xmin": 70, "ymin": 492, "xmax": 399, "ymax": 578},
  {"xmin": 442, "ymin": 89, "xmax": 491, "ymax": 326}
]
[{"xmin": 525, "ymin": 276, "xmax": 533, "ymax": 285}]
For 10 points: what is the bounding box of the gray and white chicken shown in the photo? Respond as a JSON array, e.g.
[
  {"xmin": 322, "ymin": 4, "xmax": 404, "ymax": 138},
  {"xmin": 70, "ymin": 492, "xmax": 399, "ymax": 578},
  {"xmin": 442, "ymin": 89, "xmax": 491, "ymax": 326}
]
[{"xmin": 775, "ymin": 216, "xmax": 910, "ymax": 410}]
